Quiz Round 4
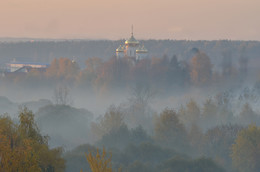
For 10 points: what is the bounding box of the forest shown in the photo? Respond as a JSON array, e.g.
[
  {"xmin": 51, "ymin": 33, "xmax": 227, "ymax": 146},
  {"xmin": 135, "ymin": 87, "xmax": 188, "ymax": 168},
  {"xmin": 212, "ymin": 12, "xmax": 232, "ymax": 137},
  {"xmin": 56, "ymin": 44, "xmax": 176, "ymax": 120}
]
[{"xmin": 1, "ymin": 40, "xmax": 260, "ymax": 172}]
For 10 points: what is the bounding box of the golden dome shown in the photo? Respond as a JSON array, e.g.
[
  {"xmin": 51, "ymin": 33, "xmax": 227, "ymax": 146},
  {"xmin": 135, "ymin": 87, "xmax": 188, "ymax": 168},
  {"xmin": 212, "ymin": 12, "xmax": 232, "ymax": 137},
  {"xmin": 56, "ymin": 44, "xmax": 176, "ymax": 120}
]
[
  {"xmin": 116, "ymin": 45, "xmax": 125, "ymax": 52},
  {"xmin": 136, "ymin": 45, "xmax": 148, "ymax": 53},
  {"xmin": 125, "ymin": 35, "xmax": 139, "ymax": 46}
]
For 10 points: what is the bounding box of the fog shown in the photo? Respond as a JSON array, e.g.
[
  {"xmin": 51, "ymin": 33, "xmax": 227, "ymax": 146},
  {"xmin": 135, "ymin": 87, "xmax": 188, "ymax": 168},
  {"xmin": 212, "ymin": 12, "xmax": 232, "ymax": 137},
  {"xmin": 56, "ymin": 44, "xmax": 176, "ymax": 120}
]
[{"xmin": 1, "ymin": 40, "xmax": 260, "ymax": 171}]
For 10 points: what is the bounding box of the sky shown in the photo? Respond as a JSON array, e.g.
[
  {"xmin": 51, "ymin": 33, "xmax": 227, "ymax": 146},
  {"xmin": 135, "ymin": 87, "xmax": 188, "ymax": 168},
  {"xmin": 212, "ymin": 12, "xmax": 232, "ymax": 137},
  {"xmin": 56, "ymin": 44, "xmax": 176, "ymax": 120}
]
[{"xmin": 0, "ymin": 0, "xmax": 259, "ymax": 40}]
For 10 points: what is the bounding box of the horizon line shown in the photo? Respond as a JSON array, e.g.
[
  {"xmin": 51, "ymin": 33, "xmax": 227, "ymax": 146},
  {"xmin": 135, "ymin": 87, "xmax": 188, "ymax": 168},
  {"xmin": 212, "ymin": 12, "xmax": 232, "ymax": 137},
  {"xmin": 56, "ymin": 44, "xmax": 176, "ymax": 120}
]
[{"xmin": 0, "ymin": 37, "xmax": 259, "ymax": 42}]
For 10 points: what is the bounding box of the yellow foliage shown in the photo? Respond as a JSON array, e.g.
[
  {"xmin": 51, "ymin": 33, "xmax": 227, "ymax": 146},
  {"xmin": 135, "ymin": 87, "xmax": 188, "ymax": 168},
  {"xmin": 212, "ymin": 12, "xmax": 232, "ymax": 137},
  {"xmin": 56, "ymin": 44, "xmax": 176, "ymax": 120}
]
[
  {"xmin": 84, "ymin": 148, "xmax": 122, "ymax": 172},
  {"xmin": 231, "ymin": 125, "xmax": 260, "ymax": 172},
  {"xmin": 86, "ymin": 148, "xmax": 112, "ymax": 172},
  {"xmin": 0, "ymin": 108, "xmax": 65, "ymax": 172}
]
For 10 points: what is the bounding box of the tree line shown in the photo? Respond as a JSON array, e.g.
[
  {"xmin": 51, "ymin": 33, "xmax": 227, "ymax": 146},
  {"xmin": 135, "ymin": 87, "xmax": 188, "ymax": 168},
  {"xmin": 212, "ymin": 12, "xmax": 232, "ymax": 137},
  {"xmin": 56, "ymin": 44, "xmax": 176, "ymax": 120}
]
[{"xmin": 0, "ymin": 48, "xmax": 253, "ymax": 97}]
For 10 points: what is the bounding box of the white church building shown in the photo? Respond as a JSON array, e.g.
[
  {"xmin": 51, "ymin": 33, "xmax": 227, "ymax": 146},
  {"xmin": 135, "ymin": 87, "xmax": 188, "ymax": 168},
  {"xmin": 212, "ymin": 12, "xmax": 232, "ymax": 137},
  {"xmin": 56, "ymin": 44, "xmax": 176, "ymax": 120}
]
[{"xmin": 116, "ymin": 27, "xmax": 148, "ymax": 61}]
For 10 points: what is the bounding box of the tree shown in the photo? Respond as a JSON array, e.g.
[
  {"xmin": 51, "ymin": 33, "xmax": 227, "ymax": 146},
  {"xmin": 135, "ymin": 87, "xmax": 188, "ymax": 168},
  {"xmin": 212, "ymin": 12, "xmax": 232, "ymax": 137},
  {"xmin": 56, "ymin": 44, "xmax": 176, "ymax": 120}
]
[
  {"xmin": 167, "ymin": 55, "xmax": 184, "ymax": 88},
  {"xmin": 97, "ymin": 125, "xmax": 152, "ymax": 150},
  {"xmin": 221, "ymin": 49, "xmax": 232, "ymax": 77},
  {"xmin": 0, "ymin": 108, "xmax": 65, "ymax": 172},
  {"xmin": 190, "ymin": 51, "xmax": 212, "ymax": 86},
  {"xmin": 200, "ymin": 98, "xmax": 218, "ymax": 129},
  {"xmin": 91, "ymin": 105, "xmax": 125, "ymax": 141},
  {"xmin": 188, "ymin": 124, "xmax": 203, "ymax": 156},
  {"xmin": 45, "ymin": 58, "xmax": 59, "ymax": 78},
  {"xmin": 214, "ymin": 91, "xmax": 234, "ymax": 124},
  {"xmin": 84, "ymin": 148, "xmax": 121, "ymax": 172},
  {"xmin": 238, "ymin": 103, "xmax": 259, "ymax": 126},
  {"xmin": 178, "ymin": 99, "xmax": 201, "ymax": 130},
  {"xmin": 46, "ymin": 58, "xmax": 80, "ymax": 81},
  {"xmin": 0, "ymin": 114, "xmax": 41, "ymax": 172},
  {"xmin": 85, "ymin": 57, "xmax": 103, "ymax": 74},
  {"xmin": 238, "ymin": 46, "xmax": 248, "ymax": 81},
  {"xmin": 124, "ymin": 83, "xmax": 156, "ymax": 130},
  {"xmin": 202, "ymin": 124, "xmax": 243, "ymax": 170},
  {"xmin": 154, "ymin": 109, "xmax": 189, "ymax": 152},
  {"xmin": 123, "ymin": 142, "xmax": 177, "ymax": 165},
  {"xmin": 231, "ymin": 125, "xmax": 260, "ymax": 172},
  {"xmin": 77, "ymin": 57, "xmax": 103, "ymax": 89},
  {"xmin": 85, "ymin": 148, "xmax": 113, "ymax": 172},
  {"xmin": 129, "ymin": 83, "xmax": 155, "ymax": 108},
  {"xmin": 53, "ymin": 84, "xmax": 73, "ymax": 105}
]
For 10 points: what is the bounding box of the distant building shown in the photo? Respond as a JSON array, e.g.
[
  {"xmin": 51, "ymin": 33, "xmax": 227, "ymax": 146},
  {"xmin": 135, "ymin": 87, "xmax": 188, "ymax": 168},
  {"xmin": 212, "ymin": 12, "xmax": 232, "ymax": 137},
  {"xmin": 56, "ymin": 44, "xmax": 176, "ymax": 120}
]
[
  {"xmin": 6, "ymin": 62, "xmax": 49, "ymax": 73},
  {"xmin": 116, "ymin": 26, "xmax": 148, "ymax": 61}
]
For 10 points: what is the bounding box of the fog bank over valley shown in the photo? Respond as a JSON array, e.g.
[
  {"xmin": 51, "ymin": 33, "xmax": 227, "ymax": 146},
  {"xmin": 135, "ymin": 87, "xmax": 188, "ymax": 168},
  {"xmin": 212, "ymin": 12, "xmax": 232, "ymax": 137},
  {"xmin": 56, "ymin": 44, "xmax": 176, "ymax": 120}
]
[{"xmin": 1, "ymin": 39, "xmax": 260, "ymax": 171}]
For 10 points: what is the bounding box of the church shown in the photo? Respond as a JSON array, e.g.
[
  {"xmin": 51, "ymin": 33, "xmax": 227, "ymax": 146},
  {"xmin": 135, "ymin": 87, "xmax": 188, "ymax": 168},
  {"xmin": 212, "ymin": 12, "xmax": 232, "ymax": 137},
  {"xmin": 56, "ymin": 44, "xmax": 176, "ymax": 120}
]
[{"xmin": 116, "ymin": 27, "xmax": 148, "ymax": 61}]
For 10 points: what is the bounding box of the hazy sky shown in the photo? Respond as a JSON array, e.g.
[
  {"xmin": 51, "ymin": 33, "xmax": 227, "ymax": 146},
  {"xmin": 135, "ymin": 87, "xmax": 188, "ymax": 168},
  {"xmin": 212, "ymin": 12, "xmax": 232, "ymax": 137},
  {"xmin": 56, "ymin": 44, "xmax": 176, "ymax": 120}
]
[{"xmin": 0, "ymin": 0, "xmax": 259, "ymax": 40}]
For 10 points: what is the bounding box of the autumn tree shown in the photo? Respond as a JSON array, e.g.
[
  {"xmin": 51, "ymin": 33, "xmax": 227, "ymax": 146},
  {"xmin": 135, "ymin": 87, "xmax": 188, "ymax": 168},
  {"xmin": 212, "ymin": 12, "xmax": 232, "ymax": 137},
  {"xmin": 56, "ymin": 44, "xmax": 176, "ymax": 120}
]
[
  {"xmin": 91, "ymin": 105, "xmax": 125, "ymax": 141},
  {"xmin": 85, "ymin": 148, "xmax": 113, "ymax": 172},
  {"xmin": 154, "ymin": 108, "xmax": 189, "ymax": 152},
  {"xmin": 93, "ymin": 56, "xmax": 130, "ymax": 94},
  {"xmin": 202, "ymin": 124, "xmax": 243, "ymax": 170},
  {"xmin": 178, "ymin": 99, "xmax": 201, "ymax": 130},
  {"xmin": 0, "ymin": 114, "xmax": 41, "ymax": 172},
  {"xmin": 46, "ymin": 57, "xmax": 80, "ymax": 81},
  {"xmin": 77, "ymin": 57, "xmax": 103, "ymax": 89},
  {"xmin": 0, "ymin": 108, "xmax": 65, "ymax": 172},
  {"xmin": 19, "ymin": 107, "xmax": 65, "ymax": 172},
  {"xmin": 83, "ymin": 148, "xmax": 121, "ymax": 172},
  {"xmin": 45, "ymin": 58, "xmax": 59, "ymax": 78},
  {"xmin": 190, "ymin": 51, "xmax": 212, "ymax": 86},
  {"xmin": 231, "ymin": 125, "xmax": 260, "ymax": 172}
]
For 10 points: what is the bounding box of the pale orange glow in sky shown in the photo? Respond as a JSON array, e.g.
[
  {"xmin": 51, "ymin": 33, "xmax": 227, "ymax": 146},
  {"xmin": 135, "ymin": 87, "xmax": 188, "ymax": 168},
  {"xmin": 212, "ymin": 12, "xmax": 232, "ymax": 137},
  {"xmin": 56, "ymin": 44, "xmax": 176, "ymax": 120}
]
[{"xmin": 0, "ymin": 0, "xmax": 259, "ymax": 40}]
